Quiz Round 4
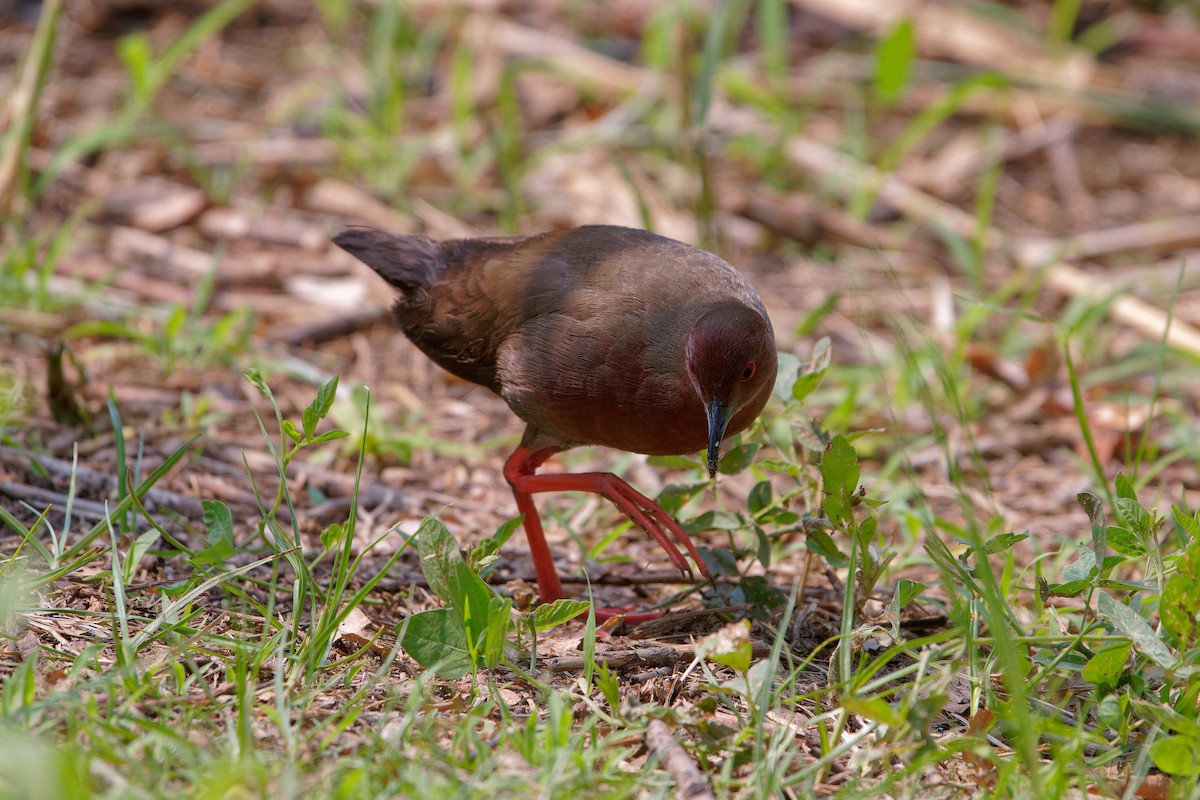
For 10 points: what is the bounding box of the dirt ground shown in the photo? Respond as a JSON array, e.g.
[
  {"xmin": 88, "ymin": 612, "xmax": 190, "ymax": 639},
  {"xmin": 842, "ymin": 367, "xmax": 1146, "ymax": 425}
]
[{"xmin": 3, "ymin": 0, "xmax": 1200, "ymax": 638}]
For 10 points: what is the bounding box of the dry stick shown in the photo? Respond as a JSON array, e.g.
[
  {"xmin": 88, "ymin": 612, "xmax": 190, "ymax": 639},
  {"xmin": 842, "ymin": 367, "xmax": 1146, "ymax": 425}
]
[
  {"xmin": 784, "ymin": 137, "xmax": 1200, "ymax": 356},
  {"xmin": 645, "ymin": 720, "xmax": 716, "ymax": 800},
  {"xmin": 0, "ymin": 482, "xmax": 111, "ymax": 521},
  {"xmin": 789, "ymin": 0, "xmax": 1094, "ymax": 90},
  {"xmin": 0, "ymin": 445, "xmax": 207, "ymax": 518}
]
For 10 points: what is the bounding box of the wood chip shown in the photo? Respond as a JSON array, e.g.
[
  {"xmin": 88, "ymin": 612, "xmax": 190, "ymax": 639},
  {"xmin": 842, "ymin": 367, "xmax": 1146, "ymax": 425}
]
[
  {"xmin": 646, "ymin": 720, "xmax": 715, "ymax": 800},
  {"xmin": 102, "ymin": 177, "xmax": 207, "ymax": 232},
  {"xmin": 199, "ymin": 207, "xmax": 328, "ymax": 250}
]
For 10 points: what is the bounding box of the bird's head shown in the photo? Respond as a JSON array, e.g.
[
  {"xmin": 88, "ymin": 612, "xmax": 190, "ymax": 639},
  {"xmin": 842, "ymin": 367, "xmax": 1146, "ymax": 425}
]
[{"xmin": 685, "ymin": 301, "xmax": 777, "ymax": 478}]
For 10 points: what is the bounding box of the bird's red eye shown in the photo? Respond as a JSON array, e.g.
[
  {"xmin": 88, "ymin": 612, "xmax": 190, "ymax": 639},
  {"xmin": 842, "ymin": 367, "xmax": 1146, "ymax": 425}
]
[{"xmin": 740, "ymin": 362, "xmax": 756, "ymax": 382}]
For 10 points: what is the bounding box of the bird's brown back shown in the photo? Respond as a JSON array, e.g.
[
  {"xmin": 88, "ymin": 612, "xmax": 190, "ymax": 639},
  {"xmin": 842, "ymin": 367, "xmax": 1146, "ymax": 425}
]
[{"xmin": 335, "ymin": 225, "xmax": 772, "ymax": 454}]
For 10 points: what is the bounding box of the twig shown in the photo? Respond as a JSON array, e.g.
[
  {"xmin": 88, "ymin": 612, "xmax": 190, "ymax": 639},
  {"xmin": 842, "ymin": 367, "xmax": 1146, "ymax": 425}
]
[
  {"xmin": 0, "ymin": 445, "xmax": 208, "ymax": 519},
  {"xmin": 0, "ymin": 482, "xmax": 111, "ymax": 521},
  {"xmin": 783, "ymin": 136, "xmax": 1200, "ymax": 356},
  {"xmin": 541, "ymin": 645, "xmax": 683, "ymax": 673},
  {"xmin": 645, "ymin": 720, "xmax": 715, "ymax": 800},
  {"xmin": 276, "ymin": 308, "xmax": 390, "ymax": 346}
]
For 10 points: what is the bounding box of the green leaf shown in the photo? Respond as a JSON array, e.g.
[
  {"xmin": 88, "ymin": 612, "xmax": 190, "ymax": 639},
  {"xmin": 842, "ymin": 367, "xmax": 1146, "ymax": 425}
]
[
  {"xmin": 979, "ymin": 532, "xmax": 1029, "ymax": 554},
  {"xmin": 1150, "ymin": 735, "xmax": 1200, "ymax": 777},
  {"xmin": 805, "ymin": 529, "xmax": 846, "ymax": 568},
  {"xmin": 191, "ymin": 500, "xmax": 235, "ymax": 566},
  {"xmin": 874, "ymin": 18, "xmax": 914, "ymax": 105},
  {"xmin": 450, "ymin": 559, "xmax": 500, "ymax": 662},
  {"xmin": 646, "ymin": 455, "xmax": 702, "ymax": 470},
  {"xmin": 685, "ymin": 510, "xmax": 743, "ymax": 534},
  {"xmin": 1160, "ymin": 539, "xmax": 1200, "ymax": 646},
  {"xmin": 470, "ymin": 515, "xmax": 524, "ymax": 572},
  {"xmin": 416, "ymin": 517, "xmax": 459, "ymax": 604},
  {"xmin": 754, "ymin": 524, "xmax": 771, "ymax": 569},
  {"xmin": 1077, "ymin": 491, "xmax": 1108, "ymax": 569},
  {"xmin": 747, "ymin": 481, "xmax": 772, "ymax": 516},
  {"xmin": 400, "ymin": 609, "xmax": 472, "ymax": 678},
  {"xmin": 894, "ymin": 579, "xmax": 925, "ymax": 609},
  {"xmin": 841, "ymin": 696, "xmax": 905, "ymax": 728},
  {"xmin": 656, "ymin": 482, "xmax": 707, "ymax": 515},
  {"xmin": 281, "ymin": 419, "xmax": 302, "ymax": 444},
  {"xmin": 310, "ymin": 430, "xmax": 350, "ymax": 444},
  {"xmin": 482, "ymin": 595, "xmax": 512, "ymax": 668},
  {"xmin": 1043, "ymin": 579, "xmax": 1090, "ymax": 598},
  {"xmin": 697, "ymin": 621, "xmax": 752, "ymax": 673},
  {"xmin": 529, "ymin": 599, "xmax": 589, "ymax": 632},
  {"xmin": 718, "ymin": 443, "xmax": 759, "ymax": 475},
  {"xmin": 1081, "ymin": 641, "xmax": 1132, "ymax": 687},
  {"xmin": 312, "ymin": 375, "xmax": 339, "ymax": 421},
  {"xmin": 740, "ymin": 575, "xmax": 785, "ymax": 619},
  {"xmin": 1061, "ymin": 543, "xmax": 1097, "ymax": 584},
  {"xmin": 1171, "ymin": 506, "xmax": 1200, "ymax": 541},
  {"xmin": 242, "ymin": 367, "xmax": 270, "ymax": 397},
  {"xmin": 790, "ymin": 369, "xmax": 824, "ymax": 403},
  {"xmin": 1104, "ymin": 525, "xmax": 1145, "ymax": 558},
  {"xmin": 1114, "ymin": 473, "xmax": 1137, "ymax": 503},
  {"xmin": 320, "ymin": 522, "xmax": 345, "ymax": 552},
  {"xmin": 820, "ymin": 435, "xmax": 859, "ymax": 526},
  {"xmin": 1096, "ymin": 591, "xmax": 1177, "ymax": 669}
]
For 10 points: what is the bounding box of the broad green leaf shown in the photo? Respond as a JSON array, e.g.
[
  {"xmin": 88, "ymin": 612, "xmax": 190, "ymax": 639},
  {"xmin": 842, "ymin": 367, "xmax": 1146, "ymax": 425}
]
[
  {"xmin": 647, "ymin": 455, "xmax": 701, "ymax": 470},
  {"xmin": 1160, "ymin": 539, "xmax": 1200, "ymax": 646},
  {"xmin": 1171, "ymin": 505, "xmax": 1200, "ymax": 540},
  {"xmin": 718, "ymin": 443, "xmax": 759, "ymax": 475},
  {"xmin": 483, "ymin": 596, "xmax": 512, "ymax": 668},
  {"xmin": 529, "ymin": 599, "xmax": 589, "ymax": 632},
  {"xmin": 841, "ymin": 695, "xmax": 905, "ymax": 728},
  {"xmin": 790, "ymin": 370, "xmax": 824, "ymax": 404},
  {"xmin": 1061, "ymin": 544, "xmax": 1096, "ymax": 584},
  {"xmin": 697, "ymin": 621, "xmax": 752, "ymax": 673},
  {"xmin": 894, "ymin": 579, "xmax": 925, "ymax": 609},
  {"xmin": 191, "ymin": 500, "xmax": 235, "ymax": 566},
  {"xmin": 1150, "ymin": 735, "xmax": 1200, "ymax": 777},
  {"xmin": 747, "ymin": 481, "xmax": 772, "ymax": 516},
  {"xmin": 820, "ymin": 435, "xmax": 859, "ymax": 526},
  {"xmin": 980, "ymin": 532, "xmax": 1029, "ymax": 554},
  {"xmin": 311, "ymin": 375, "xmax": 339, "ymax": 421},
  {"xmin": 805, "ymin": 530, "xmax": 847, "ymax": 568},
  {"xmin": 400, "ymin": 609, "xmax": 471, "ymax": 678},
  {"xmin": 1096, "ymin": 591, "xmax": 1177, "ymax": 669},
  {"xmin": 1104, "ymin": 525, "xmax": 1145, "ymax": 558},
  {"xmin": 1081, "ymin": 641, "xmax": 1132, "ymax": 687},
  {"xmin": 451, "ymin": 559, "xmax": 500, "ymax": 662},
  {"xmin": 415, "ymin": 517, "xmax": 459, "ymax": 604},
  {"xmin": 685, "ymin": 510, "xmax": 743, "ymax": 534}
]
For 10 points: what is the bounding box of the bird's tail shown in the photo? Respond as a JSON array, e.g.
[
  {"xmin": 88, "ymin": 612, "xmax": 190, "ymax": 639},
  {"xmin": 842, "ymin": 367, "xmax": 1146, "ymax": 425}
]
[{"xmin": 332, "ymin": 227, "xmax": 443, "ymax": 296}]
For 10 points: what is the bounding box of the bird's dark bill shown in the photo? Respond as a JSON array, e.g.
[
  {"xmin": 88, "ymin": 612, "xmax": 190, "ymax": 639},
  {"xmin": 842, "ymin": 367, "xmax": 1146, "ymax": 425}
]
[{"xmin": 705, "ymin": 398, "xmax": 735, "ymax": 478}]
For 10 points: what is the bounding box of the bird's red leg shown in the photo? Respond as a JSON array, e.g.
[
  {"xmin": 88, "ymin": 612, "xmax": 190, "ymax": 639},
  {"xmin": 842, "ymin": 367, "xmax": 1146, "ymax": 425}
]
[
  {"xmin": 508, "ymin": 483, "xmax": 565, "ymax": 603},
  {"xmin": 503, "ymin": 446, "xmax": 710, "ymax": 622}
]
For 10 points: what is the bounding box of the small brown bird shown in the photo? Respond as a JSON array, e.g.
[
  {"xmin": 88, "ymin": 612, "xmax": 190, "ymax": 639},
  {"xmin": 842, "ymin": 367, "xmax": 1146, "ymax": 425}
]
[{"xmin": 334, "ymin": 225, "xmax": 777, "ymax": 616}]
